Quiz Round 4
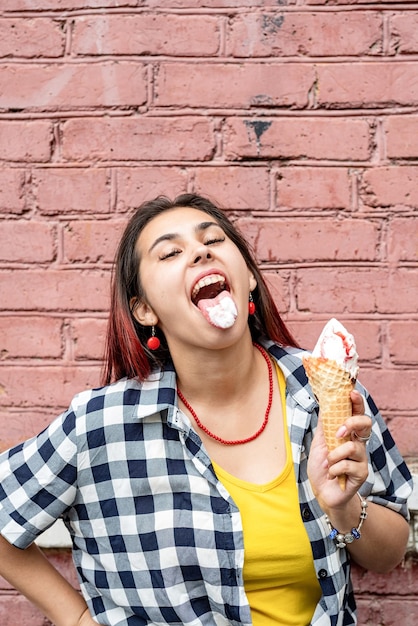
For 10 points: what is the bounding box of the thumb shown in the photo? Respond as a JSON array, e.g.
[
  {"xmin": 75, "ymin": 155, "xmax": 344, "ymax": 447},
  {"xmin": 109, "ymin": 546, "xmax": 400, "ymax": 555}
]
[{"xmin": 351, "ymin": 389, "xmax": 365, "ymax": 416}]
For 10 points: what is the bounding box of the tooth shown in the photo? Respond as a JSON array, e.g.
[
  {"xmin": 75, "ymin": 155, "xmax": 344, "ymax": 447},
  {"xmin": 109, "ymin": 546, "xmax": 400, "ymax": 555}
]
[{"xmin": 192, "ymin": 274, "xmax": 225, "ymax": 299}]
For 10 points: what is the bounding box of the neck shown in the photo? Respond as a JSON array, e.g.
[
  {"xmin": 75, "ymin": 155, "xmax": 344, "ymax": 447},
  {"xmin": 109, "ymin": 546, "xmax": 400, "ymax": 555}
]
[
  {"xmin": 172, "ymin": 335, "xmax": 259, "ymax": 402},
  {"xmin": 177, "ymin": 343, "xmax": 273, "ymax": 446}
]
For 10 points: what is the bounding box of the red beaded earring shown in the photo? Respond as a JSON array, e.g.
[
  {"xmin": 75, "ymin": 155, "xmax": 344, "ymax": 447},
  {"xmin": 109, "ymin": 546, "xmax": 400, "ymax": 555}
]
[
  {"xmin": 146, "ymin": 326, "xmax": 160, "ymax": 351},
  {"xmin": 248, "ymin": 292, "xmax": 256, "ymax": 315}
]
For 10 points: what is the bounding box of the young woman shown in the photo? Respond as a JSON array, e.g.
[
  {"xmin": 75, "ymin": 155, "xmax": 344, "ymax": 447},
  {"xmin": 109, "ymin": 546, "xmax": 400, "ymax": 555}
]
[{"xmin": 0, "ymin": 194, "xmax": 412, "ymax": 626}]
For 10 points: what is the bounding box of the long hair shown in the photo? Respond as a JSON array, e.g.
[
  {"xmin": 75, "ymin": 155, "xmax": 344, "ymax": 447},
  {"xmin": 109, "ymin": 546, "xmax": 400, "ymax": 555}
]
[{"xmin": 102, "ymin": 194, "xmax": 299, "ymax": 384}]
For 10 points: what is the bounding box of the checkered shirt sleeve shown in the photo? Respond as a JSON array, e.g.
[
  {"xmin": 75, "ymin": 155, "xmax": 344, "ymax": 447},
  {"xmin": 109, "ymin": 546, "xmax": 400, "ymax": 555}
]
[{"xmin": 0, "ymin": 408, "xmax": 78, "ymax": 547}]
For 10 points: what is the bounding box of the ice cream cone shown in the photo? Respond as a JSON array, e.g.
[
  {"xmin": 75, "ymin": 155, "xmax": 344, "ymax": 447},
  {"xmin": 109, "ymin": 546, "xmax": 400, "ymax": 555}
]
[{"xmin": 303, "ymin": 355, "xmax": 355, "ymax": 490}]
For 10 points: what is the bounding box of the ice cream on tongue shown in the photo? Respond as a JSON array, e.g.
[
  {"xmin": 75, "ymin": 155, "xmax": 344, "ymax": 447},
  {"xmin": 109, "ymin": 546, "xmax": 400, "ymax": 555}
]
[
  {"xmin": 198, "ymin": 290, "xmax": 237, "ymax": 329},
  {"xmin": 192, "ymin": 273, "xmax": 237, "ymax": 329},
  {"xmin": 303, "ymin": 318, "xmax": 359, "ymax": 491}
]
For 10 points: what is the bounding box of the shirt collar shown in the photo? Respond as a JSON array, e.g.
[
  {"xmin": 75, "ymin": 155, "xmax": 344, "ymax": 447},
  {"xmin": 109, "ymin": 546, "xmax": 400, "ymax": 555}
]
[
  {"xmin": 260, "ymin": 338, "xmax": 317, "ymax": 412},
  {"xmin": 131, "ymin": 340, "xmax": 317, "ymax": 422},
  {"xmin": 132, "ymin": 361, "xmax": 178, "ymax": 422}
]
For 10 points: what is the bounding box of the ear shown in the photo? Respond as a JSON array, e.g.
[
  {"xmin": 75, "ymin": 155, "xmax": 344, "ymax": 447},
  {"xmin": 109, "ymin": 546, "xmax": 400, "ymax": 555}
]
[
  {"xmin": 130, "ymin": 297, "xmax": 158, "ymax": 327},
  {"xmin": 248, "ymin": 272, "xmax": 257, "ymax": 292}
]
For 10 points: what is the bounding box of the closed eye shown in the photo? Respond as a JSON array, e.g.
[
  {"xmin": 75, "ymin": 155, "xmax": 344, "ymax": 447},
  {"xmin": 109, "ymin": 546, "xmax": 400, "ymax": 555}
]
[
  {"xmin": 205, "ymin": 237, "xmax": 225, "ymax": 246},
  {"xmin": 159, "ymin": 248, "xmax": 182, "ymax": 260}
]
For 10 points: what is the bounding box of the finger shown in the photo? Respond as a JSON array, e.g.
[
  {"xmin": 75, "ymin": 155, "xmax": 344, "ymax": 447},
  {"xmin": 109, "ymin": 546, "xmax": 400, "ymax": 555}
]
[
  {"xmin": 328, "ymin": 438, "xmax": 368, "ymax": 465},
  {"xmin": 352, "ymin": 430, "xmax": 371, "ymax": 443},
  {"xmin": 351, "ymin": 389, "xmax": 365, "ymax": 416},
  {"xmin": 327, "ymin": 439, "xmax": 370, "ymax": 484},
  {"xmin": 350, "ymin": 414, "xmax": 372, "ymax": 441},
  {"xmin": 336, "ymin": 414, "xmax": 373, "ymax": 443},
  {"xmin": 327, "ymin": 456, "xmax": 369, "ymax": 486},
  {"xmin": 335, "ymin": 414, "xmax": 372, "ymax": 442}
]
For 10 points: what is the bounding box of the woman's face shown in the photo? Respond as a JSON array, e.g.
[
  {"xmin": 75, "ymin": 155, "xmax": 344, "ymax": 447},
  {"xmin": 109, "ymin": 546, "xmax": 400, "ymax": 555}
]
[{"xmin": 133, "ymin": 206, "xmax": 256, "ymax": 352}]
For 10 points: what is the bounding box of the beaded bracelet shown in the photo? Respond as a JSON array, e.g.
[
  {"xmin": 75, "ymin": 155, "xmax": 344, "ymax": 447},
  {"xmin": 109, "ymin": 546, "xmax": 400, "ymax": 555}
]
[{"xmin": 324, "ymin": 493, "xmax": 368, "ymax": 549}]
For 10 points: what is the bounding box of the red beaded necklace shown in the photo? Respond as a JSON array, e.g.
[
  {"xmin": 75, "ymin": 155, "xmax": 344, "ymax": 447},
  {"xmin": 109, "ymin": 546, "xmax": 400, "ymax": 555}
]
[{"xmin": 177, "ymin": 343, "xmax": 273, "ymax": 446}]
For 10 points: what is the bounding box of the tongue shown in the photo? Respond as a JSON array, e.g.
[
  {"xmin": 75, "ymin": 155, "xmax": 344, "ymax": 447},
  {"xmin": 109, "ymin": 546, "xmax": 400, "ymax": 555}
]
[{"xmin": 197, "ymin": 290, "xmax": 238, "ymax": 329}]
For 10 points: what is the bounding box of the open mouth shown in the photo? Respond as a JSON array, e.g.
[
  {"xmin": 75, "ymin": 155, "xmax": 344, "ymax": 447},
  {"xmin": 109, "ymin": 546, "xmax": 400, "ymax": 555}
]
[
  {"xmin": 191, "ymin": 273, "xmax": 229, "ymax": 306},
  {"xmin": 191, "ymin": 273, "xmax": 237, "ymax": 329}
]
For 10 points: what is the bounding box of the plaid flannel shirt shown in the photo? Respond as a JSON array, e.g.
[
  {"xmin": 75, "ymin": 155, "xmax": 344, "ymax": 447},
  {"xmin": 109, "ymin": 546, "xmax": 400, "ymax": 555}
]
[{"xmin": 0, "ymin": 341, "xmax": 412, "ymax": 626}]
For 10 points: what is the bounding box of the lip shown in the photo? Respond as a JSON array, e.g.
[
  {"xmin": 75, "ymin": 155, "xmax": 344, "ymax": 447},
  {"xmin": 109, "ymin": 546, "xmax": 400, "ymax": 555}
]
[{"xmin": 190, "ymin": 269, "xmax": 229, "ymax": 301}]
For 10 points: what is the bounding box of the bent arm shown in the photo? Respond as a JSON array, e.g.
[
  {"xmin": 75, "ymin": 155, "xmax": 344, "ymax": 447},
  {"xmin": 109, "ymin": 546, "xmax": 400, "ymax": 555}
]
[
  {"xmin": 0, "ymin": 534, "xmax": 93, "ymax": 626},
  {"xmin": 308, "ymin": 389, "xmax": 412, "ymax": 573},
  {"xmin": 326, "ymin": 497, "xmax": 410, "ymax": 573}
]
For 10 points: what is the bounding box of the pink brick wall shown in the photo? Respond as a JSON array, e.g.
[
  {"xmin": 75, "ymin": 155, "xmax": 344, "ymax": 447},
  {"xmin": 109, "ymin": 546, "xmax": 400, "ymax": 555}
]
[{"xmin": 0, "ymin": 1, "xmax": 417, "ymax": 623}]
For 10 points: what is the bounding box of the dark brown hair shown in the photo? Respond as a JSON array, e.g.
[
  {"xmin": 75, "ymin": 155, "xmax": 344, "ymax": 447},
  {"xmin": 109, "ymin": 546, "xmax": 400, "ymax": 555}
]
[{"xmin": 102, "ymin": 193, "xmax": 299, "ymax": 384}]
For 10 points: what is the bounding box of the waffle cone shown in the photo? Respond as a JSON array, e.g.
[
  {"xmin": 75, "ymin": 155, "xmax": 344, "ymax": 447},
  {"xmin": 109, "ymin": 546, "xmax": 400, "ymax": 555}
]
[{"xmin": 303, "ymin": 356, "xmax": 355, "ymax": 490}]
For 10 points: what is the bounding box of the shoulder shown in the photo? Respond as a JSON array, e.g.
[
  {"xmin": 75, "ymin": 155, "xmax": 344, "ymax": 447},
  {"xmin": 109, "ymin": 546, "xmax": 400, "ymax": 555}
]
[
  {"xmin": 262, "ymin": 340, "xmax": 311, "ymax": 385},
  {"xmin": 69, "ymin": 366, "xmax": 178, "ymax": 428},
  {"xmin": 71, "ymin": 377, "xmax": 142, "ymax": 416}
]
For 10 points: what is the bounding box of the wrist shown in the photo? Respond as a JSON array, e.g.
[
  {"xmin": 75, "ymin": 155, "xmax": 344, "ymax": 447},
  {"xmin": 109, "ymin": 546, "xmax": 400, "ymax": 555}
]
[
  {"xmin": 324, "ymin": 492, "xmax": 368, "ymax": 549},
  {"xmin": 319, "ymin": 489, "xmax": 362, "ymax": 527}
]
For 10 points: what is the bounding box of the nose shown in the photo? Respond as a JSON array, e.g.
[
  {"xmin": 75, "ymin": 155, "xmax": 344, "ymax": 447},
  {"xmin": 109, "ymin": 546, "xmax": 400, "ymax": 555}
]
[{"xmin": 193, "ymin": 245, "xmax": 212, "ymax": 264}]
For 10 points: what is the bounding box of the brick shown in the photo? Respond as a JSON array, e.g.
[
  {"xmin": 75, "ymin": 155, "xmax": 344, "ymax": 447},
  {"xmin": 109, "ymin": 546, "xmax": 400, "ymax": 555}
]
[
  {"xmin": 62, "ymin": 117, "xmax": 214, "ymax": 162},
  {"xmin": 0, "ymin": 594, "xmax": 47, "ymax": 626},
  {"xmin": 387, "ymin": 416, "xmax": 418, "ymax": 458},
  {"xmin": 0, "ymin": 410, "xmax": 56, "ymax": 452},
  {"xmin": 0, "ymin": 169, "xmax": 26, "ymax": 214},
  {"xmin": 352, "ymin": 560, "xmax": 418, "ymax": 595},
  {"xmin": 276, "ymin": 167, "xmax": 351, "ymax": 210},
  {"xmin": 193, "ymin": 166, "xmax": 270, "ymax": 210},
  {"xmin": 386, "ymin": 116, "xmax": 418, "ymax": 159},
  {"xmin": 387, "ymin": 218, "xmax": 418, "ymax": 263},
  {"xmin": 116, "ymin": 167, "xmax": 188, "ymax": 211},
  {"xmin": 224, "ymin": 117, "xmax": 371, "ymax": 161},
  {"xmin": 0, "ymin": 270, "xmax": 111, "ymax": 312},
  {"xmin": 155, "ymin": 63, "xmax": 315, "ymax": 108},
  {"xmin": 261, "ymin": 270, "xmax": 291, "ymax": 313},
  {"xmin": 146, "ymin": 0, "xmax": 288, "ymax": 5},
  {"xmin": 282, "ymin": 320, "xmax": 381, "ymax": 362},
  {"xmin": 352, "ymin": 600, "xmax": 380, "ymax": 626},
  {"xmin": 296, "ymin": 268, "xmax": 418, "ymax": 315},
  {"xmin": 369, "ymin": 598, "xmax": 418, "ymax": 626},
  {"xmin": 0, "ymin": 18, "xmax": 65, "ymax": 58},
  {"xmin": 317, "ymin": 62, "xmax": 418, "ymax": 107},
  {"xmin": 0, "ymin": 316, "xmax": 63, "ymax": 359},
  {"xmin": 0, "ymin": 364, "xmax": 101, "ymax": 409},
  {"xmin": 369, "ymin": 269, "xmax": 418, "ymax": 314},
  {"xmin": 33, "ymin": 168, "xmax": 111, "ymax": 216},
  {"xmin": 72, "ymin": 14, "xmax": 219, "ymax": 56},
  {"xmin": 72, "ymin": 318, "xmax": 107, "ymax": 360},
  {"xmin": 358, "ymin": 368, "xmax": 417, "ymax": 415},
  {"xmin": 361, "ymin": 166, "xmax": 418, "ymax": 208},
  {"xmin": 63, "ymin": 220, "xmax": 125, "ymax": 263},
  {"xmin": 10, "ymin": 0, "xmax": 138, "ymax": 7},
  {"xmin": 390, "ymin": 13, "xmax": 418, "ymax": 54},
  {"xmin": 0, "ymin": 121, "xmax": 52, "ymax": 162},
  {"xmin": 228, "ymin": 11, "xmax": 382, "ymax": 57},
  {"xmin": 388, "ymin": 321, "xmax": 418, "ymax": 364},
  {"xmin": 236, "ymin": 217, "xmax": 378, "ymax": 262},
  {"xmin": 354, "ymin": 593, "xmax": 418, "ymax": 626},
  {"xmin": 0, "ymin": 222, "xmax": 55, "ymax": 262},
  {"xmin": 0, "ymin": 62, "xmax": 146, "ymax": 110}
]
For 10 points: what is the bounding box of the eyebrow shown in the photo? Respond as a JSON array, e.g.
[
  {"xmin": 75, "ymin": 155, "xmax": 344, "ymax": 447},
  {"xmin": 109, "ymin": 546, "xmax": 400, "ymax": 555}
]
[{"xmin": 148, "ymin": 220, "xmax": 220, "ymax": 253}]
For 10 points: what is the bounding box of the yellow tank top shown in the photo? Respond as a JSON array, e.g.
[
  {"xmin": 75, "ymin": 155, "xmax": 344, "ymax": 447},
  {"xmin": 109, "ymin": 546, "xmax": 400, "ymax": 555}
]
[{"xmin": 212, "ymin": 364, "xmax": 321, "ymax": 626}]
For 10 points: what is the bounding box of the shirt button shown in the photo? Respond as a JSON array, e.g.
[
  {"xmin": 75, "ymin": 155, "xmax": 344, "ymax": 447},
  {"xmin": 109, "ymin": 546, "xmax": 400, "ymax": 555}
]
[
  {"xmin": 318, "ymin": 569, "xmax": 328, "ymax": 579},
  {"xmin": 302, "ymin": 507, "xmax": 311, "ymax": 520}
]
